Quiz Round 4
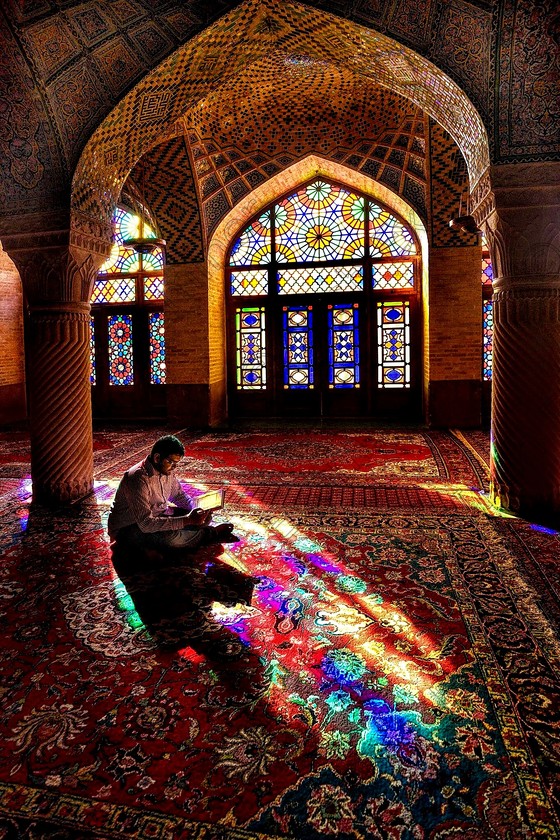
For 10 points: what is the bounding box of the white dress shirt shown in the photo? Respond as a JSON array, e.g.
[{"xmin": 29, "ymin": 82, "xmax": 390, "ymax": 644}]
[{"xmin": 107, "ymin": 457, "xmax": 195, "ymax": 538}]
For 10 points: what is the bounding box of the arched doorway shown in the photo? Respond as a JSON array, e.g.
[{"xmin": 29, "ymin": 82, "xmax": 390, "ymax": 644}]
[{"xmin": 225, "ymin": 178, "xmax": 422, "ymax": 421}]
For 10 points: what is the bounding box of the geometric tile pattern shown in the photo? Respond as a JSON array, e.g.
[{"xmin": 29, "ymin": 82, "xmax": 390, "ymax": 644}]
[
  {"xmin": 128, "ymin": 137, "xmax": 204, "ymax": 264},
  {"xmin": 432, "ymin": 0, "xmax": 493, "ymax": 124},
  {"xmin": 428, "ymin": 120, "xmax": 475, "ymax": 248},
  {"xmin": 69, "ymin": 0, "xmax": 489, "ymax": 237},
  {"xmin": 495, "ymin": 0, "xmax": 560, "ymax": 161},
  {"xmin": 185, "ymin": 59, "xmax": 428, "ymax": 237},
  {"xmin": 1, "ymin": 0, "xmax": 558, "ymax": 232}
]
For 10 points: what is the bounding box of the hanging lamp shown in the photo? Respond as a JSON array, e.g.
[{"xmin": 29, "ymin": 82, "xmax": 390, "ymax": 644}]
[{"xmin": 123, "ymin": 157, "xmax": 166, "ymax": 254}]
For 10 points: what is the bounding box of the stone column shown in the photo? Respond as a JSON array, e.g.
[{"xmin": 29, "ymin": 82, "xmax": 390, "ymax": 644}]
[
  {"xmin": 475, "ymin": 162, "xmax": 560, "ymax": 522},
  {"xmin": 27, "ymin": 302, "xmax": 94, "ymax": 502},
  {"xmin": 5, "ymin": 237, "xmax": 106, "ymax": 504}
]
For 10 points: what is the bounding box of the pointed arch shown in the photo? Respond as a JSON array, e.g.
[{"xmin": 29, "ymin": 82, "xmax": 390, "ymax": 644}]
[{"xmin": 207, "ymin": 155, "xmax": 428, "ymax": 417}]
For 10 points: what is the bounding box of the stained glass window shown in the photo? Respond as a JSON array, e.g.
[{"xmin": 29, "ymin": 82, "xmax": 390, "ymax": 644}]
[
  {"xmin": 369, "ymin": 209, "xmax": 416, "ymax": 257},
  {"xmin": 98, "ymin": 246, "xmax": 140, "ymax": 276},
  {"xmin": 230, "ymin": 211, "xmax": 272, "ymax": 266},
  {"xmin": 108, "ymin": 314, "xmax": 134, "ymax": 386},
  {"xmin": 278, "ymin": 266, "xmax": 363, "ymax": 295},
  {"xmin": 482, "ymin": 233, "xmax": 493, "ymax": 381},
  {"xmin": 230, "ymin": 181, "xmax": 416, "ymax": 271},
  {"xmin": 481, "ymin": 255, "xmax": 493, "ymax": 286},
  {"xmin": 231, "ymin": 269, "xmax": 269, "ymax": 296},
  {"xmin": 372, "ymin": 262, "xmax": 414, "ymax": 290},
  {"xmin": 283, "ymin": 306, "xmax": 314, "ymax": 388},
  {"xmin": 328, "ymin": 304, "xmax": 360, "ymax": 388},
  {"xmin": 276, "ymin": 182, "xmax": 365, "ymax": 262},
  {"xmin": 228, "ymin": 180, "xmax": 419, "ymax": 396},
  {"xmin": 377, "ymin": 301, "xmax": 410, "ymax": 388},
  {"xmin": 483, "ymin": 301, "xmax": 493, "ymax": 381},
  {"xmin": 91, "ymin": 206, "xmax": 166, "ymax": 393},
  {"xmin": 89, "ymin": 317, "xmax": 96, "ymax": 385},
  {"xmin": 236, "ymin": 307, "xmax": 267, "ymax": 389},
  {"xmin": 113, "ymin": 206, "xmax": 157, "ymax": 246},
  {"xmin": 481, "ymin": 233, "xmax": 493, "ymax": 287},
  {"xmin": 149, "ymin": 312, "xmax": 166, "ymax": 384},
  {"xmin": 143, "ymin": 275, "xmax": 164, "ymax": 301},
  {"xmin": 142, "ymin": 249, "xmax": 165, "ymax": 272},
  {"xmin": 92, "ymin": 276, "xmax": 136, "ymax": 304}
]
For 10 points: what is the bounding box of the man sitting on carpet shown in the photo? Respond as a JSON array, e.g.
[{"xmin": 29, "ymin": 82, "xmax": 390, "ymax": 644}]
[{"xmin": 108, "ymin": 434, "xmax": 238, "ymax": 553}]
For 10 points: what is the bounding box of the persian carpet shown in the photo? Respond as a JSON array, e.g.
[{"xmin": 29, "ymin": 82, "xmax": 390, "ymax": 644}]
[{"xmin": 0, "ymin": 425, "xmax": 559, "ymax": 840}]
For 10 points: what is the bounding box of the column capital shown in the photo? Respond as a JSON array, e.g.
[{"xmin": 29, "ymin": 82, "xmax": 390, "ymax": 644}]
[
  {"xmin": 471, "ymin": 162, "xmax": 560, "ymax": 294},
  {"xmin": 5, "ymin": 241, "xmax": 106, "ymax": 307},
  {"xmin": 1, "ymin": 210, "xmax": 112, "ymax": 306}
]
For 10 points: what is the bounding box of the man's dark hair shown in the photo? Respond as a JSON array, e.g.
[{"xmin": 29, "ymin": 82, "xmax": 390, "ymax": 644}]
[{"xmin": 151, "ymin": 435, "xmax": 185, "ymax": 459}]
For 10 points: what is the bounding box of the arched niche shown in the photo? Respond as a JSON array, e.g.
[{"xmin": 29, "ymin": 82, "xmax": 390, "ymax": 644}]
[
  {"xmin": 206, "ymin": 154, "xmax": 429, "ymax": 422},
  {"xmin": 70, "ymin": 0, "xmax": 489, "ymax": 246}
]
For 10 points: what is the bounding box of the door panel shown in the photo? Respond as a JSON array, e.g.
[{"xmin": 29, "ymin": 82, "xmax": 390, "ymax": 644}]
[{"xmin": 230, "ymin": 293, "xmax": 422, "ymax": 419}]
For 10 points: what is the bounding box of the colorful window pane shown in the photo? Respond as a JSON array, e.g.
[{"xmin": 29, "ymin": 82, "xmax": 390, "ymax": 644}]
[
  {"xmin": 231, "ymin": 269, "xmax": 268, "ymax": 296},
  {"xmin": 113, "ymin": 207, "xmax": 157, "ymax": 246},
  {"xmin": 236, "ymin": 307, "xmax": 267, "ymax": 389},
  {"xmin": 142, "ymin": 248, "xmax": 165, "ymax": 272},
  {"xmin": 108, "ymin": 314, "xmax": 134, "ymax": 386},
  {"xmin": 98, "ymin": 245, "xmax": 141, "ymax": 275},
  {"xmin": 483, "ymin": 300, "xmax": 493, "ymax": 381},
  {"xmin": 283, "ymin": 306, "xmax": 314, "ymax": 388},
  {"xmin": 481, "ymin": 255, "xmax": 493, "ymax": 286},
  {"xmin": 143, "ymin": 275, "xmax": 164, "ymax": 301},
  {"xmin": 149, "ymin": 312, "xmax": 166, "ymax": 384},
  {"xmin": 275, "ymin": 181, "xmax": 365, "ymax": 262},
  {"xmin": 328, "ymin": 304, "xmax": 360, "ymax": 388},
  {"xmin": 278, "ymin": 265, "xmax": 363, "ymax": 295},
  {"xmin": 98, "ymin": 209, "xmax": 159, "ymax": 275},
  {"xmin": 372, "ymin": 261, "xmax": 414, "ymax": 290},
  {"xmin": 370, "ymin": 207, "xmax": 417, "ymax": 257},
  {"xmin": 230, "ymin": 211, "xmax": 272, "ymax": 266},
  {"xmin": 89, "ymin": 317, "xmax": 96, "ymax": 385},
  {"xmin": 91, "ymin": 275, "xmax": 136, "ymax": 304},
  {"xmin": 377, "ymin": 301, "xmax": 410, "ymax": 388}
]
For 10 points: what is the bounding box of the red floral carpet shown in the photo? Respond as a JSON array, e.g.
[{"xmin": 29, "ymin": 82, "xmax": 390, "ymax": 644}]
[{"xmin": 0, "ymin": 425, "xmax": 559, "ymax": 839}]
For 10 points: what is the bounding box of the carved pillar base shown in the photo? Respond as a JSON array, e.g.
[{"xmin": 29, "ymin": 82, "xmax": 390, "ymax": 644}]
[
  {"xmin": 490, "ymin": 288, "xmax": 560, "ymax": 521},
  {"xmin": 28, "ymin": 304, "xmax": 93, "ymax": 504}
]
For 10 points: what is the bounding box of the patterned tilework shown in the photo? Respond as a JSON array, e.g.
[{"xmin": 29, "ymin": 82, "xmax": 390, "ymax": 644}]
[
  {"xmin": 67, "ymin": 5, "xmax": 116, "ymax": 46},
  {"xmin": 94, "ymin": 36, "xmax": 144, "ymax": 97},
  {"xmin": 1, "ymin": 0, "xmax": 558, "ymax": 233},
  {"xmin": 0, "ymin": 12, "xmax": 64, "ymax": 214},
  {"xmin": 129, "ymin": 137, "xmax": 204, "ymax": 264},
  {"xmin": 388, "ymin": 0, "xmax": 438, "ymax": 48},
  {"xmin": 19, "ymin": 17, "xmax": 81, "ymax": 79},
  {"xmin": 428, "ymin": 120, "xmax": 476, "ymax": 248},
  {"xmin": 71, "ymin": 0, "xmax": 487, "ymax": 237},
  {"xmin": 432, "ymin": 0, "xmax": 493, "ymax": 124},
  {"xmin": 184, "ymin": 57, "xmax": 428, "ymax": 238},
  {"xmin": 49, "ymin": 58, "xmax": 109, "ymax": 162},
  {"xmin": 495, "ymin": 0, "xmax": 560, "ymax": 160}
]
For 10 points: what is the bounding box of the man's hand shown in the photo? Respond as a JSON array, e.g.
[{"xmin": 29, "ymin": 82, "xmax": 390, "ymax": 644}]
[{"xmin": 186, "ymin": 507, "xmax": 209, "ymax": 525}]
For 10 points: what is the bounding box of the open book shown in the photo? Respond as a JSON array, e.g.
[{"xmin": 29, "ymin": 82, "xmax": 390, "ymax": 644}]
[{"xmin": 194, "ymin": 488, "xmax": 225, "ymax": 511}]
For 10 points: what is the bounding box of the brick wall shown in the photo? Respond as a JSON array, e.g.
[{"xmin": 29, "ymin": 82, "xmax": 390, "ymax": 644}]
[
  {"xmin": 428, "ymin": 244, "xmax": 482, "ymax": 380},
  {"xmin": 0, "ymin": 247, "xmax": 26, "ymax": 424},
  {"xmin": 425, "ymin": 243, "xmax": 483, "ymax": 426},
  {"xmin": 165, "ymin": 262, "xmax": 227, "ymax": 427}
]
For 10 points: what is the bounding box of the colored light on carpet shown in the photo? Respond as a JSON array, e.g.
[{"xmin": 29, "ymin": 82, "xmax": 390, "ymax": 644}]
[{"xmin": 1, "ymin": 425, "xmax": 559, "ymax": 839}]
